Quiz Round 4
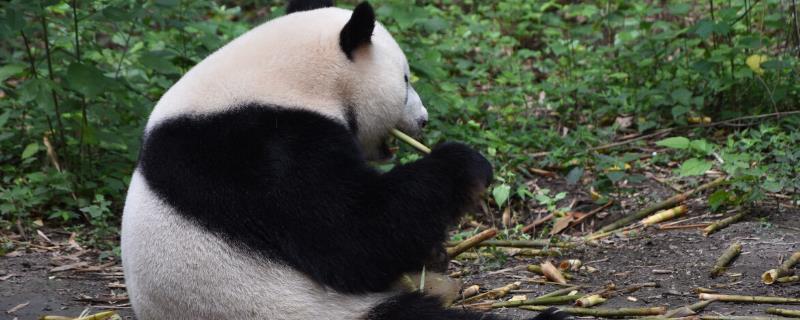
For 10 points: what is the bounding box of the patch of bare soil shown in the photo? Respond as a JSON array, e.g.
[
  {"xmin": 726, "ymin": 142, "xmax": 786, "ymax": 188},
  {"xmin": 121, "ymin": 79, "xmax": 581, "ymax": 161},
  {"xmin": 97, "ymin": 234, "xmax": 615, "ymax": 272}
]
[
  {"xmin": 0, "ymin": 233, "xmax": 133, "ymax": 320},
  {"xmin": 456, "ymin": 207, "xmax": 800, "ymax": 319}
]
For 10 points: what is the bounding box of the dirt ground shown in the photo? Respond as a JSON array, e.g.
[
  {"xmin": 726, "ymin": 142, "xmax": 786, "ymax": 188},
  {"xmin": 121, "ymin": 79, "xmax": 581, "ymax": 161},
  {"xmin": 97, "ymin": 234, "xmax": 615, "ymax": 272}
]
[{"xmin": 1, "ymin": 179, "xmax": 798, "ymax": 320}]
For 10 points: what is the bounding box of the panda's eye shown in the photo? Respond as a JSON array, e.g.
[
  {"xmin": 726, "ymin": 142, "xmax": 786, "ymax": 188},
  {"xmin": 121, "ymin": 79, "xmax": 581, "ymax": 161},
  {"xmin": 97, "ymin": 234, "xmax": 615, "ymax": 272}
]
[{"xmin": 404, "ymin": 74, "xmax": 408, "ymax": 84}]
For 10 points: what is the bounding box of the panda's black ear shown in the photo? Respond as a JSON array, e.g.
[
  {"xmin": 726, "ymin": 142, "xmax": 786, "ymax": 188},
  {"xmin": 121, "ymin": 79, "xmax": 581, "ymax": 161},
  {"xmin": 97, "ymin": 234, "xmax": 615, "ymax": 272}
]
[
  {"xmin": 339, "ymin": 2, "xmax": 375, "ymax": 60},
  {"xmin": 286, "ymin": 0, "xmax": 334, "ymax": 14}
]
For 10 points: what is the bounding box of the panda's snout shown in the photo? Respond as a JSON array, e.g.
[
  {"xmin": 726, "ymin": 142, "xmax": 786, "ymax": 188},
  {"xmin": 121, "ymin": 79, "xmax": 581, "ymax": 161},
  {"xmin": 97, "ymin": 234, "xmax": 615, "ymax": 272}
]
[{"xmin": 418, "ymin": 118, "xmax": 428, "ymax": 128}]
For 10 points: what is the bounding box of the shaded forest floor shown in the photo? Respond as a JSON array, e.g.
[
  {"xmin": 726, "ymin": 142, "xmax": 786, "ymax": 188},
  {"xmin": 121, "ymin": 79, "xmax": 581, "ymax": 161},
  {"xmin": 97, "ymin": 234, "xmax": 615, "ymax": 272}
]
[{"xmin": 1, "ymin": 177, "xmax": 798, "ymax": 320}]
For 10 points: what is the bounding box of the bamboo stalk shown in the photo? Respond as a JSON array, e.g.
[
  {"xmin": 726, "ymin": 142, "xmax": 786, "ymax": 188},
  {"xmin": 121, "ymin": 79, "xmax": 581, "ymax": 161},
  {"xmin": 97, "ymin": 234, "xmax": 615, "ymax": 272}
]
[
  {"xmin": 766, "ymin": 308, "xmax": 800, "ymax": 318},
  {"xmin": 699, "ymin": 293, "xmax": 800, "ymax": 304},
  {"xmin": 390, "ymin": 128, "xmax": 431, "ymax": 154},
  {"xmin": 509, "ymin": 249, "xmax": 563, "ymax": 257},
  {"xmin": 597, "ymin": 176, "xmax": 726, "ymax": 233},
  {"xmin": 527, "ymin": 264, "xmax": 573, "ymax": 280},
  {"xmin": 762, "ymin": 252, "xmax": 800, "ymax": 284},
  {"xmin": 519, "ymin": 305, "xmax": 666, "ymax": 317},
  {"xmin": 41, "ymin": 311, "xmax": 118, "ymax": 320},
  {"xmin": 711, "ymin": 242, "xmax": 742, "ymax": 278},
  {"xmin": 541, "ymin": 261, "xmax": 568, "ymax": 284},
  {"xmin": 777, "ymin": 275, "xmax": 800, "ymax": 283},
  {"xmin": 704, "ymin": 211, "xmax": 746, "ymax": 236},
  {"xmin": 558, "ymin": 259, "xmax": 582, "ymax": 271},
  {"xmin": 458, "ymin": 281, "xmax": 520, "ymax": 305},
  {"xmin": 446, "ymin": 228, "xmax": 498, "ymax": 258},
  {"xmin": 641, "ymin": 205, "xmax": 688, "ymax": 226},
  {"xmin": 446, "ymin": 239, "xmax": 575, "ymax": 248},
  {"xmin": 575, "ymin": 294, "xmax": 606, "ymax": 307},
  {"xmin": 664, "ymin": 299, "xmax": 716, "ymax": 318},
  {"xmin": 492, "ymin": 294, "xmax": 582, "ymax": 308},
  {"xmin": 536, "ymin": 286, "xmax": 581, "ymax": 299},
  {"xmin": 700, "ymin": 316, "xmax": 794, "ymax": 320}
]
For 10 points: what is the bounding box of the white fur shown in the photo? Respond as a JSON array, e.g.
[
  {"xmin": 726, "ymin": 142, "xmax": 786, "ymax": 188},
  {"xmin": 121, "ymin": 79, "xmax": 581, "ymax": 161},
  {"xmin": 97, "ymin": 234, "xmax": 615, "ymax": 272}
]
[
  {"xmin": 122, "ymin": 172, "xmax": 394, "ymax": 320},
  {"xmin": 146, "ymin": 7, "xmax": 427, "ymax": 159}
]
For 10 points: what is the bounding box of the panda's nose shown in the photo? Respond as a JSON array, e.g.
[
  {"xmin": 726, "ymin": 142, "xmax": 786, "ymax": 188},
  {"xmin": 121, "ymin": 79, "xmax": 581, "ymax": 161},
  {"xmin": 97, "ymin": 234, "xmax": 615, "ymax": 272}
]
[{"xmin": 418, "ymin": 118, "xmax": 428, "ymax": 128}]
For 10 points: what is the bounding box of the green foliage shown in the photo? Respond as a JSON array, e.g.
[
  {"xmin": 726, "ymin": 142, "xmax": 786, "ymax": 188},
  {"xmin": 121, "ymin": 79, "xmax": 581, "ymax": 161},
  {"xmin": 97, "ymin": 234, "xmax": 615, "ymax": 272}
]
[{"xmin": 1, "ymin": 0, "xmax": 798, "ymax": 248}]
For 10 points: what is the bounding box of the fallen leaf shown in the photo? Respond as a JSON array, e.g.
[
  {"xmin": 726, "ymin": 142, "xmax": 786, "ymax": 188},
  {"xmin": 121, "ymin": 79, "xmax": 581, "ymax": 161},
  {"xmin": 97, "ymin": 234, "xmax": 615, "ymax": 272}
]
[{"xmin": 550, "ymin": 214, "xmax": 575, "ymax": 235}]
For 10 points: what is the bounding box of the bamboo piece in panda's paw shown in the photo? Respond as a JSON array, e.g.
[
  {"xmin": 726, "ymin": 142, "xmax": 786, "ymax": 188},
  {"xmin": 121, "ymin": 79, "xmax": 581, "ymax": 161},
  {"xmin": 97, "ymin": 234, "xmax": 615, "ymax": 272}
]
[
  {"xmin": 762, "ymin": 251, "xmax": 800, "ymax": 284},
  {"xmin": 390, "ymin": 128, "xmax": 431, "ymax": 154},
  {"xmin": 640, "ymin": 205, "xmax": 687, "ymax": 226},
  {"xmin": 711, "ymin": 242, "xmax": 742, "ymax": 278}
]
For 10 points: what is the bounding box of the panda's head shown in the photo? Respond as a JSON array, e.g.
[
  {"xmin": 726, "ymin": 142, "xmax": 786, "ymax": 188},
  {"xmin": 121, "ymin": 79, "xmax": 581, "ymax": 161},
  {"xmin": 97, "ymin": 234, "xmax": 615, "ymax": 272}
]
[{"xmin": 286, "ymin": 1, "xmax": 428, "ymax": 160}]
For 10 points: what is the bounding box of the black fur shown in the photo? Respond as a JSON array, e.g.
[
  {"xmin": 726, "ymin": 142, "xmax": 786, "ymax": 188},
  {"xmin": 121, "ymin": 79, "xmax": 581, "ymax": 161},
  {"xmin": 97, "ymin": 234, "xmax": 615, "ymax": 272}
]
[
  {"xmin": 286, "ymin": 0, "xmax": 333, "ymax": 14},
  {"xmin": 368, "ymin": 294, "xmax": 571, "ymax": 320},
  {"xmin": 340, "ymin": 2, "xmax": 376, "ymax": 60},
  {"xmin": 138, "ymin": 104, "xmax": 492, "ymax": 294}
]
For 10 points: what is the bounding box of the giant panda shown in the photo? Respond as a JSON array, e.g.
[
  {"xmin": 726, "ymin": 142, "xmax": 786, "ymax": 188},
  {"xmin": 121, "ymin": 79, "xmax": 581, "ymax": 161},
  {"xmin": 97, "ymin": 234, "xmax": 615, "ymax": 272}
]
[{"xmin": 121, "ymin": 1, "xmax": 570, "ymax": 319}]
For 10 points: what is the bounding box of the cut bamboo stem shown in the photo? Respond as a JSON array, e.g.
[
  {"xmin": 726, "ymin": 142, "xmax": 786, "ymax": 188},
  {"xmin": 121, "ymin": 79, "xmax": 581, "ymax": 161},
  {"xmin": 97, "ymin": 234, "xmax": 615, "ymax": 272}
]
[
  {"xmin": 762, "ymin": 251, "xmax": 800, "ymax": 284},
  {"xmin": 527, "ymin": 263, "xmax": 574, "ymax": 281},
  {"xmin": 536, "ymin": 286, "xmax": 581, "ymax": 299},
  {"xmin": 777, "ymin": 275, "xmax": 800, "ymax": 284},
  {"xmin": 711, "ymin": 242, "xmax": 742, "ymax": 278},
  {"xmin": 597, "ymin": 176, "xmax": 725, "ymax": 233},
  {"xmin": 390, "ymin": 128, "xmax": 431, "ymax": 154},
  {"xmin": 458, "ymin": 281, "xmax": 520, "ymax": 305},
  {"xmin": 446, "ymin": 228, "xmax": 498, "ymax": 258},
  {"xmin": 446, "ymin": 239, "xmax": 575, "ymax": 248},
  {"xmin": 699, "ymin": 293, "xmax": 800, "ymax": 304},
  {"xmin": 540, "ymin": 261, "xmax": 568, "ymax": 284},
  {"xmin": 519, "ymin": 305, "xmax": 666, "ymax": 318},
  {"xmin": 575, "ymin": 294, "xmax": 606, "ymax": 307},
  {"xmin": 704, "ymin": 211, "xmax": 746, "ymax": 236},
  {"xmin": 664, "ymin": 299, "xmax": 716, "ymax": 318},
  {"xmin": 641, "ymin": 205, "xmax": 688, "ymax": 226},
  {"xmin": 766, "ymin": 308, "xmax": 800, "ymax": 318},
  {"xmin": 700, "ymin": 316, "xmax": 794, "ymax": 320},
  {"xmin": 492, "ymin": 294, "xmax": 582, "ymax": 308}
]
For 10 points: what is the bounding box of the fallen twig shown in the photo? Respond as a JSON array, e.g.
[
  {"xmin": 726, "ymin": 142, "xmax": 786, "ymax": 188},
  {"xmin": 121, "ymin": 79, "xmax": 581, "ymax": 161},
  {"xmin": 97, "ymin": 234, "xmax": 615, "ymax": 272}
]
[
  {"xmin": 446, "ymin": 239, "xmax": 575, "ymax": 249},
  {"xmin": 699, "ymin": 293, "xmax": 800, "ymax": 304},
  {"xmin": 521, "ymin": 214, "xmax": 554, "ymax": 233},
  {"xmin": 519, "ymin": 305, "xmax": 666, "ymax": 317},
  {"xmin": 596, "ymin": 176, "xmax": 726, "ymax": 233},
  {"xmin": 704, "ymin": 211, "xmax": 746, "ymax": 237},
  {"xmin": 711, "ymin": 242, "xmax": 742, "ymax": 278},
  {"xmin": 536, "ymin": 286, "xmax": 582, "ymax": 299},
  {"xmin": 762, "ymin": 251, "xmax": 800, "ymax": 284},
  {"xmin": 446, "ymin": 228, "xmax": 498, "ymax": 258}
]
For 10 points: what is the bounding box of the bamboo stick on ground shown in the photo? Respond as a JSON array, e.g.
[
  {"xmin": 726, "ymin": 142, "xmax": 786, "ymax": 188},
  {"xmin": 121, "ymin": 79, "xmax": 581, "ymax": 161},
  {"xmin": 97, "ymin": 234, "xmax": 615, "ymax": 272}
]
[
  {"xmin": 536, "ymin": 286, "xmax": 581, "ymax": 299},
  {"xmin": 777, "ymin": 275, "xmax": 800, "ymax": 283},
  {"xmin": 446, "ymin": 228, "xmax": 498, "ymax": 258},
  {"xmin": 458, "ymin": 281, "xmax": 521, "ymax": 305},
  {"xmin": 641, "ymin": 205, "xmax": 688, "ymax": 226},
  {"xmin": 664, "ymin": 299, "xmax": 716, "ymax": 318},
  {"xmin": 704, "ymin": 211, "xmax": 746, "ymax": 237},
  {"xmin": 519, "ymin": 305, "xmax": 666, "ymax": 318},
  {"xmin": 711, "ymin": 242, "xmax": 742, "ymax": 278},
  {"xmin": 766, "ymin": 308, "xmax": 800, "ymax": 318},
  {"xmin": 491, "ymin": 294, "xmax": 582, "ymax": 308},
  {"xmin": 574, "ymin": 294, "xmax": 606, "ymax": 307},
  {"xmin": 597, "ymin": 176, "xmax": 726, "ymax": 233},
  {"xmin": 390, "ymin": 128, "xmax": 431, "ymax": 154},
  {"xmin": 700, "ymin": 316, "xmax": 794, "ymax": 320},
  {"xmin": 762, "ymin": 251, "xmax": 800, "ymax": 284},
  {"xmin": 446, "ymin": 239, "xmax": 576, "ymax": 248},
  {"xmin": 527, "ymin": 264, "xmax": 574, "ymax": 280},
  {"xmin": 699, "ymin": 293, "xmax": 800, "ymax": 304}
]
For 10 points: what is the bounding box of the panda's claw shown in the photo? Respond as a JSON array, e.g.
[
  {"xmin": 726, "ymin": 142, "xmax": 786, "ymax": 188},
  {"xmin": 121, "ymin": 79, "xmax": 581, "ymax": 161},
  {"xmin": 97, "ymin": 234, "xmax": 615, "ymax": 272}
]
[{"xmin": 527, "ymin": 307, "xmax": 573, "ymax": 320}]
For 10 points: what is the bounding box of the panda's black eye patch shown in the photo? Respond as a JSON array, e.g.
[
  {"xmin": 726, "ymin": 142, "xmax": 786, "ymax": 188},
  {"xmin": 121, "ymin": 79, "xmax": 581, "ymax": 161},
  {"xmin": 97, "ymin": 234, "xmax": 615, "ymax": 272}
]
[{"xmin": 404, "ymin": 74, "xmax": 408, "ymax": 84}]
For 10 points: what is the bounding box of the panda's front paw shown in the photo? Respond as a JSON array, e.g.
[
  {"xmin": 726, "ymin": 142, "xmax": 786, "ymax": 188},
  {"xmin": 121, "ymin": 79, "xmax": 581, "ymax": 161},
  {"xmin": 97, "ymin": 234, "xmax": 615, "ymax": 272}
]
[
  {"xmin": 430, "ymin": 142, "xmax": 493, "ymax": 190},
  {"xmin": 527, "ymin": 307, "xmax": 572, "ymax": 320}
]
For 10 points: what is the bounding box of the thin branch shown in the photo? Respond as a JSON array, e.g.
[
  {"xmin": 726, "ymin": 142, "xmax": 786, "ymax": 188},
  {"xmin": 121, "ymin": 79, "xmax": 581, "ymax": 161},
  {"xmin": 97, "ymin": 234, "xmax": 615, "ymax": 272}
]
[{"xmin": 39, "ymin": 3, "xmax": 67, "ymax": 153}]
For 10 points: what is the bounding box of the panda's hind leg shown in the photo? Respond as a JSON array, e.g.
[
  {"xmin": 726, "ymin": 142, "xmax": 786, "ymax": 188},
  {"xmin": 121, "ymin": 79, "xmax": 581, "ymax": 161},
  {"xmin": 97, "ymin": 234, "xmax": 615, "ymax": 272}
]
[{"xmin": 367, "ymin": 293, "xmax": 572, "ymax": 320}]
